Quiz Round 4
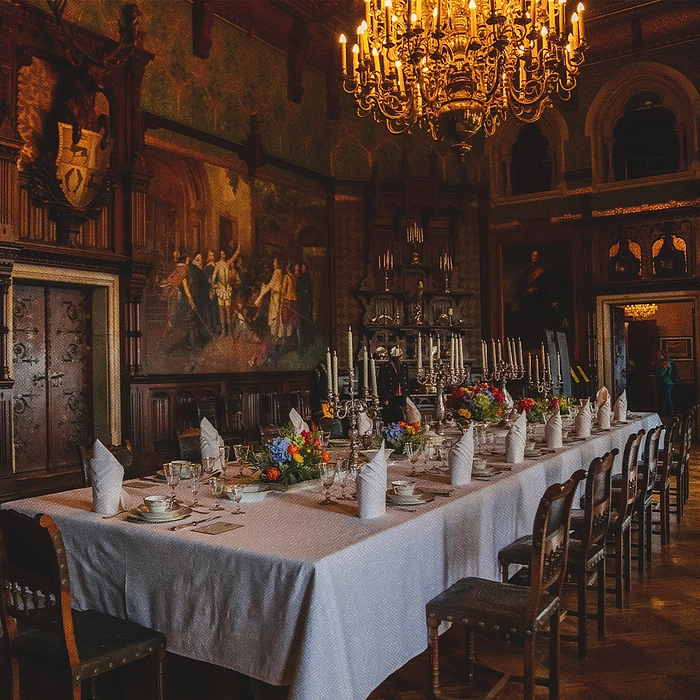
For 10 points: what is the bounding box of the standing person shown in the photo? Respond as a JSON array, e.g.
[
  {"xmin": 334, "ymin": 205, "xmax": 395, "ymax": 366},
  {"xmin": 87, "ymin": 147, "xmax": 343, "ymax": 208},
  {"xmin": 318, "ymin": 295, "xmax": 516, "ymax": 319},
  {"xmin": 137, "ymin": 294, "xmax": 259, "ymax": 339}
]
[
  {"xmin": 281, "ymin": 261, "xmax": 300, "ymax": 349},
  {"xmin": 255, "ymin": 257, "xmax": 284, "ymax": 340},
  {"xmin": 378, "ymin": 346, "xmax": 410, "ymax": 424},
  {"xmin": 211, "ymin": 246, "xmax": 240, "ymax": 336},
  {"xmin": 653, "ymin": 350, "xmax": 675, "ymax": 417},
  {"xmin": 204, "ymin": 250, "xmax": 220, "ymax": 335}
]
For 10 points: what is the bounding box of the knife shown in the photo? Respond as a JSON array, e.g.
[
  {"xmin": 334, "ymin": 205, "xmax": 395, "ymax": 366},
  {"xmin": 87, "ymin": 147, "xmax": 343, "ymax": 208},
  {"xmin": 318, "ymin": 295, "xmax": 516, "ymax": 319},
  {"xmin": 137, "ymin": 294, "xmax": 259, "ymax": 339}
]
[{"xmin": 170, "ymin": 515, "xmax": 221, "ymax": 531}]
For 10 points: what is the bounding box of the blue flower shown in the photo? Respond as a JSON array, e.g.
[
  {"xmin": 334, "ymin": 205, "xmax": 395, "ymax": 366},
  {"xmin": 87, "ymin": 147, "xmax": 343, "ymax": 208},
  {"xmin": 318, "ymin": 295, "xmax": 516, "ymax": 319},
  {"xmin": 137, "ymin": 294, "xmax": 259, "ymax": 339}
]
[
  {"xmin": 382, "ymin": 423, "xmax": 405, "ymax": 441},
  {"xmin": 269, "ymin": 437, "xmax": 292, "ymax": 463}
]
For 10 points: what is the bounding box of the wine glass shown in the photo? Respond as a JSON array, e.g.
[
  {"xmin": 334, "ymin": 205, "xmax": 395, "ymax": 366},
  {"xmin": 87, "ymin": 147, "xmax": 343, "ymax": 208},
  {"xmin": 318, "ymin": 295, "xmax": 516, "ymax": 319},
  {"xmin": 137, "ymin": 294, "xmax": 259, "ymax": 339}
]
[
  {"xmin": 230, "ymin": 484, "xmax": 245, "ymax": 515},
  {"xmin": 318, "ymin": 464, "xmax": 337, "ymax": 505},
  {"xmin": 235, "ymin": 444, "xmax": 250, "ymax": 478},
  {"xmin": 163, "ymin": 462, "xmax": 182, "ymax": 507},
  {"xmin": 218, "ymin": 445, "xmax": 230, "ymax": 476},
  {"xmin": 407, "ymin": 443, "xmax": 421, "ymax": 477},
  {"xmin": 209, "ymin": 476, "xmax": 225, "ymax": 511},
  {"xmin": 336, "ymin": 459, "xmax": 350, "ymax": 500},
  {"xmin": 438, "ymin": 446, "xmax": 449, "ymax": 471},
  {"xmin": 188, "ymin": 463, "xmax": 202, "ymax": 508},
  {"xmin": 202, "ymin": 455, "xmax": 217, "ymax": 477}
]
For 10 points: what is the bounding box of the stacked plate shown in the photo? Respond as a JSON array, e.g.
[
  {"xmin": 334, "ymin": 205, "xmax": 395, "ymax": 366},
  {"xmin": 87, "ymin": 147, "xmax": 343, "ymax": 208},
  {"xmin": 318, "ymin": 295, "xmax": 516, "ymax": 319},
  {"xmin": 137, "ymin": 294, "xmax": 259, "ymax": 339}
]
[
  {"xmin": 128, "ymin": 504, "xmax": 192, "ymax": 523},
  {"xmin": 386, "ymin": 491, "xmax": 435, "ymax": 506},
  {"xmin": 471, "ymin": 464, "xmax": 499, "ymax": 479}
]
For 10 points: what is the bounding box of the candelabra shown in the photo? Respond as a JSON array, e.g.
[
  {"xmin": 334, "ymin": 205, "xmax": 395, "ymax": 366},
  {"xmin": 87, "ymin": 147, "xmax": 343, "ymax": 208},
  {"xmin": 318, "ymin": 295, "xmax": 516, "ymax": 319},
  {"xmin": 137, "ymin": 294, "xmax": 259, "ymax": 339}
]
[
  {"xmin": 378, "ymin": 249, "xmax": 394, "ymax": 292},
  {"xmin": 480, "ymin": 337, "xmax": 526, "ymax": 395},
  {"xmin": 439, "ymin": 253, "xmax": 453, "ymax": 293},
  {"xmin": 527, "ymin": 369, "xmax": 563, "ymax": 396},
  {"xmin": 417, "ymin": 359, "xmax": 468, "ymax": 435},
  {"xmin": 328, "ymin": 369, "xmax": 381, "ymax": 471},
  {"xmin": 407, "ymin": 222, "xmax": 424, "ymax": 265}
]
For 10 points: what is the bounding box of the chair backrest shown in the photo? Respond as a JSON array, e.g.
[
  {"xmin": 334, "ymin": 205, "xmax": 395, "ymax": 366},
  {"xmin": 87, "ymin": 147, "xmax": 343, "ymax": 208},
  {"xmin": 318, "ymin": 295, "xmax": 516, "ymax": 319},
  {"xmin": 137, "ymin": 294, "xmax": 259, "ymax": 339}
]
[
  {"xmin": 79, "ymin": 440, "xmax": 133, "ymax": 487},
  {"xmin": 176, "ymin": 428, "xmax": 202, "ymax": 463},
  {"xmin": 657, "ymin": 417, "xmax": 680, "ymax": 488},
  {"xmin": 678, "ymin": 409, "xmax": 694, "ymax": 470},
  {"xmin": 527, "ymin": 469, "xmax": 587, "ymax": 615},
  {"xmin": 578, "ymin": 450, "xmax": 616, "ymax": 559},
  {"xmin": 0, "ymin": 509, "xmax": 80, "ymax": 668},
  {"xmin": 197, "ymin": 395, "xmax": 219, "ymax": 430},
  {"xmin": 616, "ymin": 430, "xmax": 645, "ymax": 525},
  {"xmin": 221, "ymin": 395, "xmax": 244, "ymax": 433},
  {"xmin": 639, "ymin": 425, "xmax": 663, "ymax": 502}
]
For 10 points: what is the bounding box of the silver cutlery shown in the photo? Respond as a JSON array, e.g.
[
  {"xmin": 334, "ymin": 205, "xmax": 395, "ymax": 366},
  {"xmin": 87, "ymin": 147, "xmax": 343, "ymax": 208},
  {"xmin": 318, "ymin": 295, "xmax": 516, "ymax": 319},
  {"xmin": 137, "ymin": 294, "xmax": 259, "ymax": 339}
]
[
  {"xmin": 170, "ymin": 515, "xmax": 221, "ymax": 531},
  {"xmin": 101, "ymin": 510, "xmax": 127, "ymax": 519}
]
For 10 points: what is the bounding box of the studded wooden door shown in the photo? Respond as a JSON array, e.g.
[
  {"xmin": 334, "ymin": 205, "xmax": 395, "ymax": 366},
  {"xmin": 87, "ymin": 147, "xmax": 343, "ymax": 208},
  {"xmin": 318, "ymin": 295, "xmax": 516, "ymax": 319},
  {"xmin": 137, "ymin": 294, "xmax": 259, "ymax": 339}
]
[{"xmin": 13, "ymin": 284, "xmax": 92, "ymax": 473}]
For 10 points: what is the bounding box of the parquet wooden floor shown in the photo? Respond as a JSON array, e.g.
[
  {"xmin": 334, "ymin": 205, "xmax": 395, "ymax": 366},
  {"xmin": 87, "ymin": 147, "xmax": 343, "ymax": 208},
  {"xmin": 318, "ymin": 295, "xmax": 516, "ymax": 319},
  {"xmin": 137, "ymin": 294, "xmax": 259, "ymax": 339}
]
[{"xmin": 7, "ymin": 451, "xmax": 700, "ymax": 699}]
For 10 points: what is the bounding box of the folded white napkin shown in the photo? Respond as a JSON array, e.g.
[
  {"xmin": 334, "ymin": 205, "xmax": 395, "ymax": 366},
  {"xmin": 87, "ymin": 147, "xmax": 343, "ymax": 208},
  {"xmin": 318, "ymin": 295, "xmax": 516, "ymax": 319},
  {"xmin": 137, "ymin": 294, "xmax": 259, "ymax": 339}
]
[
  {"xmin": 200, "ymin": 417, "xmax": 224, "ymax": 465},
  {"xmin": 404, "ymin": 397, "xmax": 421, "ymax": 424},
  {"xmin": 573, "ymin": 399, "xmax": 592, "ymax": 438},
  {"xmin": 449, "ymin": 424, "xmax": 474, "ymax": 486},
  {"xmin": 356, "ymin": 442, "xmax": 387, "ymax": 519},
  {"xmin": 289, "ymin": 407, "xmax": 309, "ymax": 434},
  {"xmin": 91, "ymin": 439, "xmax": 124, "ymax": 515},
  {"xmin": 613, "ymin": 390, "xmax": 628, "ymax": 423},
  {"xmin": 597, "ymin": 395, "xmax": 611, "ymax": 430},
  {"xmin": 596, "ymin": 386, "xmax": 609, "ymax": 408},
  {"xmin": 357, "ymin": 411, "xmax": 373, "ymax": 437},
  {"xmin": 505, "ymin": 411, "xmax": 527, "ymax": 464},
  {"xmin": 545, "ymin": 411, "xmax": 563, "ymax": 449}
]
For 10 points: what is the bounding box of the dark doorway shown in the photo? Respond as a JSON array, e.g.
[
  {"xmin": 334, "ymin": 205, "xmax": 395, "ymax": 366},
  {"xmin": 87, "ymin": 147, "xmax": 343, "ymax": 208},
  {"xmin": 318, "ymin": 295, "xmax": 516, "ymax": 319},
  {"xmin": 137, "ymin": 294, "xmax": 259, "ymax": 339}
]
[{"xmin": 13, "ymin": 284, "xmax": 92, "ymax": 473}]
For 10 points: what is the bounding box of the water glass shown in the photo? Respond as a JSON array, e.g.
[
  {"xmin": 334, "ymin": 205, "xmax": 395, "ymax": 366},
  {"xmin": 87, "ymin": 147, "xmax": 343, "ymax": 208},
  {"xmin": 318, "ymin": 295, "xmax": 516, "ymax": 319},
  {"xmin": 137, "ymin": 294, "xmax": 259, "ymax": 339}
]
[
  {"xmin": 218, "ymin": 445, "xmax": 230, "ymax": 475},
  {"xmin": 202, "ymin": 456, "xmax": 218, "ymax": 476},
  {"xmin": 163, "ymin": 462, "xmax": 182, "ymax": 505},
  {"xmin": 209, "ymin": 476, "xmax": 226, "ymax": 510},
  {"xmin": 319, "ymin": 464, "xmax": 337, "ymax": 505},
  {"xmin": 336, "ymin": 458, "xmax": 350, "ymax": 500},
  {"xmin": 230, "ymin": 484, "xmax": 245, "ymax": 515},
  {"xmin": 188, "ymin": 463, "xmax": 202, "ymax": 508}
]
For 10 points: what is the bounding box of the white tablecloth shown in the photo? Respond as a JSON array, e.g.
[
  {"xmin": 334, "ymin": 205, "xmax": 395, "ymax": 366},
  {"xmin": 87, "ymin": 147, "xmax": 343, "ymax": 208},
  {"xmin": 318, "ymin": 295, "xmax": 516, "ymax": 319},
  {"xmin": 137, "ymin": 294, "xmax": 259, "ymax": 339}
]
[{"xmin": 5, "ymin": 413, "xmax": 659, "ymax": 700}]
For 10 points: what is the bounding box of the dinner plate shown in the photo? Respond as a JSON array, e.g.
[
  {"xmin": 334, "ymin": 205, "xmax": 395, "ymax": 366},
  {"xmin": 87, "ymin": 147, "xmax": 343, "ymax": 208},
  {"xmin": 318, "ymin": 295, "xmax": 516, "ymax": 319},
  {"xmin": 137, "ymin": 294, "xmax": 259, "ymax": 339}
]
[
  {"xmin": 471, "ymin": 467, "xmax": 499, "ymax": 478},
  {"xmin": 524, "ymin": 449, "xmax": 541, "ymax": 458},
  {"xmin": 386, "ymin": 491, "xmax": 435, "ymax": 506},
  {"xmin": 128, "ymin": 505, "xmax": 192, "ymax": 523}
]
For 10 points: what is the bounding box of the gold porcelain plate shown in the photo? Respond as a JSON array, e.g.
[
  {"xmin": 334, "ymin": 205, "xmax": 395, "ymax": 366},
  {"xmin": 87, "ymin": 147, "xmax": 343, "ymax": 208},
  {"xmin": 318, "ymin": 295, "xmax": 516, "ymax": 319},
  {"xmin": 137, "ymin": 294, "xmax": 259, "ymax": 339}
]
[
  {"xmin": 386, "ymin": 491, "xmax": 435, "ymax": 506},
  {"xmin": 128, "ymin": 505, "xmax": 192, "ymax": 523}
]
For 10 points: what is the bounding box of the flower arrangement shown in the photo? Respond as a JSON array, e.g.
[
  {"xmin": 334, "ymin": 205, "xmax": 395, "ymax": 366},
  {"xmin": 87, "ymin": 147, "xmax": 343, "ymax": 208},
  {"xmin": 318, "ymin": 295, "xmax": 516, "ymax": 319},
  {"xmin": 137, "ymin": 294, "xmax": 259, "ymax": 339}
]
[
  {"xmin": 447, "ymin": 383, "xmax": 506, "ymax": 425},
  {"xmin": 246, "ymin": 428, "xmax": 330, "ymax": 487},
  {"xmin": 549, "ymin": 395, "xmax": 571, "ymax": 416},
  {"xmin": 517, "ymin": 397, "xmax": 548, "ymax": 424},
  {"xmin": 382, "ymin": 421, "xmax": 429, "ymax": 454}
]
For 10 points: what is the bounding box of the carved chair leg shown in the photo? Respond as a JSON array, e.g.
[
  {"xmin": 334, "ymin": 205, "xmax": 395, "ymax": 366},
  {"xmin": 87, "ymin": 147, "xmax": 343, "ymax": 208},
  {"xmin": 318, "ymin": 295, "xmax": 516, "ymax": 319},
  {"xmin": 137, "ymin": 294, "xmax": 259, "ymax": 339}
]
[
  {"xmin": 597, "ymin": 557, "xmax": 606, "ymax": 639},
  {"xmin": 664, "ymin": 487, "xmax": 671, "ymax": 545},
  {"xmin": 427, "ymin": 617, "xmax": 441, "ymax": 695},
  {"xmin": 624, "ymin": 524, "xmax": 632, "ymax": 593},
  {"xmin": 465, "ymin": 624, "xmax": 475, "ymax": 685},
  {"xmin": 646, "ymin": 502, "xmax": 653, "ymax": 562},
  {"xmin": 523, "ymin": 635, "xmax": 535, "ymax": 700},
  {"xmin": 10, "ymin": 657, "xmax": 20, "ymax": 700},
  {"xmin": 549, "ymin": 611, "xmax": 560, "ymax": 700},
  {"xmin": 157, "ymin": 648, "xmax": 166, "ymax": 700},
  {"xmin": 637, "ymin": 505, "xmax": 646, "ymax": 575},
  {"xmin": 72, "ymin": 682, "xmax": 82, "ymax": 700},
  {"xmin": 577, "ymin": 569, "xmax": 587, "ymax": 659},
  {"xmin": 614, "ymin": 533, "xmax": 623, "ymax": 608}
]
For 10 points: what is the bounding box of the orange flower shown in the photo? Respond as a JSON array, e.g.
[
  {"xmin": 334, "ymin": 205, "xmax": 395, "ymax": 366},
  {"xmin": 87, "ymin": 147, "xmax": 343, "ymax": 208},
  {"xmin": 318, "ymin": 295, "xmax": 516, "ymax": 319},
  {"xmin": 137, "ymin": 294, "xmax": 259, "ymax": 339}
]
[
  {"xmin": 398, "ymin": 421, "xmax": 407, "ymax": 428},
  {"xmin": 287, "ymin": 443, "xmax": 299, "ymax": 455},
  {"xmin": 265, "ymin": 467, "xmax": 281, "ymax": 482},
  {"xmin": 322, "ymin": 451, "xmax": 331, "ymax": 463}
]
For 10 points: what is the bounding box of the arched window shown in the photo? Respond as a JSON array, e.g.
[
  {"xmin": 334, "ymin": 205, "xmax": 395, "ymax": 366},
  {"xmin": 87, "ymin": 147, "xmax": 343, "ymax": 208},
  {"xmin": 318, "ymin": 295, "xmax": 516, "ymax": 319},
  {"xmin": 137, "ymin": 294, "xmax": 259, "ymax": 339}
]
[
  {"xmin": 510, "ymin": 124, "xmax": 553, "ymax": 195},
  {"xmin": 612, "ymin": 92, "xmax": 679, "ymax": 180}
]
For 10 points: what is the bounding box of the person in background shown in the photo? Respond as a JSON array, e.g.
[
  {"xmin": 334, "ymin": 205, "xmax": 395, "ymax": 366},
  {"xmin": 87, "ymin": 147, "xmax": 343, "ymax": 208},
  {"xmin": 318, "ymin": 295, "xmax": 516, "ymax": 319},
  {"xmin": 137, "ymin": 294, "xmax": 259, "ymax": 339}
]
[{"xmin": 653, "ymin": 350, "xmax": 675, "ymax": 417}]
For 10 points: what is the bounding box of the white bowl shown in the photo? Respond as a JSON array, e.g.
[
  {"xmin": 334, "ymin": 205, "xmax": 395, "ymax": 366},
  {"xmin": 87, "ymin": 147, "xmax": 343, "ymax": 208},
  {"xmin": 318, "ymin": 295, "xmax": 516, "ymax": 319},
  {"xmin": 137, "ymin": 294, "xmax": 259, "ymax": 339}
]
[{"xmin": 226, "ymin": 486, "xmax": 268, "ymax": 503}]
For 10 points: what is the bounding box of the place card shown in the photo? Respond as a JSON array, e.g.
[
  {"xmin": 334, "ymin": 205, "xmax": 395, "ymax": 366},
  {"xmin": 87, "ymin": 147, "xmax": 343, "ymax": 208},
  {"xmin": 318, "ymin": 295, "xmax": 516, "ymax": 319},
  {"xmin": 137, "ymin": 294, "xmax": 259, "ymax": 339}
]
[{"xmin": 192, "ymin": 522, "xmax": 243, "ymax": 535}]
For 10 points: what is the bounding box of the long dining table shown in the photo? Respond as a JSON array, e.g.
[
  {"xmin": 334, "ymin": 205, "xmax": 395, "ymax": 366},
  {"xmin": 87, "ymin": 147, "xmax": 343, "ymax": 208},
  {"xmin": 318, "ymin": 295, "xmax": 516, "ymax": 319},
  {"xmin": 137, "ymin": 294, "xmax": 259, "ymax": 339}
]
[{"xmin": 6, "ymin": 413, "xmax": 659, "ymax": 700}]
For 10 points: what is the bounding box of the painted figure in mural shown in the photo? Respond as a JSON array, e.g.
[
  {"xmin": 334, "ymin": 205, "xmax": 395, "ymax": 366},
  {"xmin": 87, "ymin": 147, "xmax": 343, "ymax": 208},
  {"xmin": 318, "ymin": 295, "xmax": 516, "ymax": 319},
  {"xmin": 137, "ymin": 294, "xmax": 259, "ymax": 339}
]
[
  {"xmin": 188, "ymin": 253, "xmax": 213, "ymax": 344},
  {"xmin": 378, "ymin": 346, "xmax": 410, "ymax": 424},
  {"xmin": 204, "ymin": 250, "xmax": 220, "ymax": 335},
  {"xmin": 255, "ymin": 257, "xmax": 284, "ymax": 340},
  {"xmin": 518, "ymin": 249, "xmax": 549, "ymax": 347},
  {"xmin": 281, "ymin": 261, "xmax": 300, "ymax": 349},
  {"xmin": 296, "ymin": 262, "xmax": 313, "ymax": 337},
  {"xmin": 160, "ymin": 249, "xmax": 190, "ymax": 328},
  {"xmin": 211, "ymin": 245, "xmax": 240, "ymax": 336}
]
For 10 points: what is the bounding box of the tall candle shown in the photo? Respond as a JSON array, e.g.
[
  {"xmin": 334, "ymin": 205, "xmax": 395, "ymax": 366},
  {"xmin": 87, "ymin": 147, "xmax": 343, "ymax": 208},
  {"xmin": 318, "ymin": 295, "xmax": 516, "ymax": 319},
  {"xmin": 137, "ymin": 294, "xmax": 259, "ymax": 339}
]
[
  {"xmin": 482, "ymin": 340, "xmax": 487, "ymax": 372},
  {"xmin": 429, "ymin": 335, "xmax": 434, "ymax": 371},
  {"xmin": 545, "ymin": 353, "xmax": 551, "ymax": 378},
  {"xmin": 370, "ymin": 357, "xmax": 378, "ymax": 398},
  {"xmin": 491, "ymin": 339, "xmax": 497, "ymax": 370},
  {"xmin": 362, "ymin": 344, "xmax": 369, "ymax": 393},
  {"xmin": 417, "ymin": 332, "xmax": 422, "ymax": 368},
  {"xmin": 460, "ymin": 337, "xmax": 465, "ymax": 371},
  {"xmin": 517, "ymin": 338, "xmax": 524, "ymax": 371},
  {"xmin": 577, "ymin": 1, "xmax": 585, "ymax": 40},
  {"xmin": 527, "ymin": 352, "xmax": 532, "ymax": 378},
  {"xmin": 326, "ymin": 347, "xmax": 333, "ymax": 399},
  {"xmin": 557, "ymin": 351, "xmax": 563, "ymax": 381},
  {"xmin": 450, "ymin": 335, "xmax": 455, "ymax": 371},
  {"xmin": 535, "ymin": 355, "xmax": 540, "ymax": 382},
  {"xmin": 348, "ymin": 327, "xmax": 354, "ymax": 372},
  {"xmin": 339, "ymin": 34, "xmax": 347, "ymax": 75},
  {"xmin": 332, "ymin": 351, "xmax": 339, "ymax": 396},
  {"xmin": 541, "ymin": 343, "xmax": 546, "ymax": 371},
  {"xmin": 437, "ymin": 334, "xmax": 441, "ymax": 360},
  {"xmin": 507, "ymin": 338, "xmax": 513, "ymax": 366},
  {"xmin": 497, "ymin": 339, "xmax": 502, "ymax": 364}
]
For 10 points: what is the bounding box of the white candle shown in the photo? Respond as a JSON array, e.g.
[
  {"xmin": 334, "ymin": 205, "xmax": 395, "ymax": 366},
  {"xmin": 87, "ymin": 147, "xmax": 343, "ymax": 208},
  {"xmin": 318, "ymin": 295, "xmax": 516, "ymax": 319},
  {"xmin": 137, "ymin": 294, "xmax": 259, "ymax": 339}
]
[
  {"xmin": 528, "ymin": 352, "xmax": 532, "ymax": 378},
  {"xmin": 339, "ymin": 34, "xmax": 347, "ymax": 75},
  {"xmin": 332, "ymin": 351, "xmax": 339, "ymax": 396},
  {"xmin": 417, "ymin": 332, "xmax": 422, "ymax": 368},
  {"xmin": 491, "ymin": 339, "xmax": 497, "ymax": 370},
  {"xmin": 437, "ymin": 335, "xmax": 441, "ymax": 360},
  {"xmin": 348, "ymin": 327, "xmax": 354, "ymax": 372},
  {"xmin": 535, "ymin": 355, "xmax": 540, "ymax": 382},
  {"xmin": 429, "ymin": 335, "xmax": 434, "ymax": 372},
  {"xmin": 557, "ymin": 351, "xmax": 562, "ymax": 381},
  {"xmin": 370, "ymin": 357, "xmax": 378, "ymax": 398},
  {"xmin": 518, "ymin": 338, "xmax": 524, "ymax": 371},
  {"xmin": 362, "ymin": 344, "xmax": 369, "ymax": 393},
  {"xmin": 450, "ymin": 335, "xmax": 455, "ymax": 371},
  {"xmin": 546, "ymin": 353, "xmax": 551, "ymax": 378},
  {"xmin": 507, "ymin": 338, "xmax": 513, "ymax": 366},
  {"xmin": 326, "ymin": 347, "xmax": 332, "ymax": 399},
  {"xmin": 482, "ymin": 340, "xmax": 487, "ymax": 372},
  {"xmin": 541, "ymin": 343, "xmax": 546, "ymax": 371},
  {"xmin": 577, "ymin": 1, "xmax": 585, "ymax": 40},
  {"xmin": 460, "ymin": 337, "xmax": 465, "ymax": 371},
  {"xmin": 497, "ymin": 340, "xmax": 502, "ymax": 364}
]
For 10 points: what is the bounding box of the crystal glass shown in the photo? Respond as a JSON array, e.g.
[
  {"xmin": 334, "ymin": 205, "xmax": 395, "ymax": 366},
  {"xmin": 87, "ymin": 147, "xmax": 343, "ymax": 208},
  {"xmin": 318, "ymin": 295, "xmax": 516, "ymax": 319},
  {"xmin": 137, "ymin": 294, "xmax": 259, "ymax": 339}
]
[
  {"xmin": 336, "ymin": 458, "xmax": 350, "ymax": 500},
  {"xmin": 163, "ymin": 462, "xmax": 182, "ymax": 506},
  {"xmin": 234, "ymin": 444, "xmax": 250, "ymax": 478},
  {"xmin": 202, "ymin": 455, "xmax": 218, "ymax": 477},
  {"xmin": 318, "ymin": 464, "xmax": 337, "ymax": 505},
  {"xmin": 230, "ymin": 484, "xmax": 245, "ymax": 515},
  {"xmin": 188, "ymin": 462, "xmax": 202, "ymax": 508},
  {"xmin": 209, "ymin": 476, "xmax": 226, "ymax": 510},
  {"xmin": 438, "ymin": 446, "xmax": 449, "ymax": 470},
  {"xmin": 218, "ymin": 445, "xmax": 230, "ymax": 475},
  {"xmin": 407, "ymin": 443, "xmax": 421, "ymax": 477}
]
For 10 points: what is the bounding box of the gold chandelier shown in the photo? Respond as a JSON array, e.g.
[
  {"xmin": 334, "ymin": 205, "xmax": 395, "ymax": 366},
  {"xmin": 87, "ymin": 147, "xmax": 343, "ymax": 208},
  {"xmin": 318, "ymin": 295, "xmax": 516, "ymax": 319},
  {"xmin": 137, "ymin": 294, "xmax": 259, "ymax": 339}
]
[
  {"xmin": 340, "ymin": 0, "xmax": 588, "ymax": 154},
  {"xmin": 623, "ymin": 304, "xmax": 658, "ymax": 319}
]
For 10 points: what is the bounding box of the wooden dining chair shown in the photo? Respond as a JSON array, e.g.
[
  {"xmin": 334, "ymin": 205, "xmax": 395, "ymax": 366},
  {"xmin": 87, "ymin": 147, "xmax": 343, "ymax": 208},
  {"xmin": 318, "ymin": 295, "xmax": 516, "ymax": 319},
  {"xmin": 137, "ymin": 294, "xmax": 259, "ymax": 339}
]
[
  {"xmin": 0, "ymin": 509, "xmax": 166, "ymax": 700},
  {"xmin": 78, "ymin": 440, "xmax": 133, "ymax": 487},
  {"xmin": 605, "ymin": 430, "xmax": 644, "ymax": 608},
  {"xmin": 499, "ymin": 453, "xmax": 615, "ymax": 659},
  {"xmin": 426, "ymin": 470, "xmax": 586, "ymax": 700},
  {"xmin": 176, "ymin": 427, "xmax": 202, "ymax": 463},
  {"xmin": 682, "ymin": 405, "xmax": 696, "ymax": 506},
  {"xmin": 669, "ymin": 408, "xmax": 693, "ymax": 521},
  {"xmin": 654, "ymin": 418, "xmax": 680, "ymax": 546}
]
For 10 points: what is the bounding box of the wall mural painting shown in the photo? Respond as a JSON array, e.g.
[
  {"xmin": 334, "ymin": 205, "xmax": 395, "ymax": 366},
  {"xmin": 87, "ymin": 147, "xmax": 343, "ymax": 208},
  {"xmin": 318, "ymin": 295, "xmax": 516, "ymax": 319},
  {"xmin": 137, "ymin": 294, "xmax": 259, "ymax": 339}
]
[
  {"xmin": 144, "ymin": 148, "xmax": 330, "ymax": 374},
  {"xmin": 501, "ymin": 241, "xmax": 574, "ymax": 351}
]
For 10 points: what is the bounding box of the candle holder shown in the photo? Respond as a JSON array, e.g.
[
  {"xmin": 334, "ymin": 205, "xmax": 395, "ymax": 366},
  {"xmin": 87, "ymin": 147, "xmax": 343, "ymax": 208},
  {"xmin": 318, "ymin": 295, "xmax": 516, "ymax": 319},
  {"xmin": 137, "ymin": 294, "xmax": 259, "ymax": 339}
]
[
  {"xmin": 328, "ymin": 368, "xmax": 381, "ymax": 471},
  {"xmin": 483, "ymin": 360, "xmax": 525, "ymax": 395},
  {"xmin": 527, "ymin": 370, "xmax": 563, "ymax": 396},
  {"xmin": 439, "ymin": 254, "xmax": 453, "ymax": 293},
  {"xmin": 378, "ymin": 250, "xmax": 394, "ymax": 292},
  {"xmin": 417, "ymin": 360, "xmax": 468, "ymax": 435}
]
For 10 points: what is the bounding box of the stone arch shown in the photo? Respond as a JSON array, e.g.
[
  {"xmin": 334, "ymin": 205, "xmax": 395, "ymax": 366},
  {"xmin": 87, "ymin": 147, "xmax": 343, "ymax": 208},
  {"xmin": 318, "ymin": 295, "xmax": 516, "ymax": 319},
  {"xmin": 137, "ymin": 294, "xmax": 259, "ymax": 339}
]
[
  {"xmin": 486, "ymin": 106, "xmax": 569, "ymax": 198},
  {"xmin": 585, "ymin": 62, "xmax": 700, "ymax": 184}
]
